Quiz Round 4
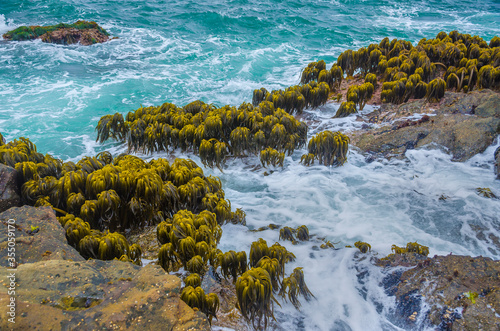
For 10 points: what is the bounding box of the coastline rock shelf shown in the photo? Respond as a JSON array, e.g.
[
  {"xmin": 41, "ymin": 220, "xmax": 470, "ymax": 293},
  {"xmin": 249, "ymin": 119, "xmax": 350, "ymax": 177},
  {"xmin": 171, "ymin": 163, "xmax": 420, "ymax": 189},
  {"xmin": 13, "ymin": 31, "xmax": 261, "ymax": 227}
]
[
  {"xmin": 0, "ymin": 206, "xmax": 209, "ymax": 330},
  {"xmin": 379, "ymin": 252, "xmax": 500, "ymax": 330},
  {"xmin": 349, "ymin": 89, "xmax": 500, "ymax": 161},
  {"xmin": 2, "ymin": 21, "xmax": 110, "ymax": 45}
]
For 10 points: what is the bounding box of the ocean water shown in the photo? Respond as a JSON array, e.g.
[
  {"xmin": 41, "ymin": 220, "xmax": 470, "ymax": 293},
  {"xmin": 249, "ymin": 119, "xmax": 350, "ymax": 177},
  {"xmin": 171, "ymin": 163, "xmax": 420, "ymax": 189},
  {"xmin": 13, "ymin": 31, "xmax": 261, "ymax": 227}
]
[{"xmin": 1, "ymin": 0, "xmax": 500, "ymax": 330}]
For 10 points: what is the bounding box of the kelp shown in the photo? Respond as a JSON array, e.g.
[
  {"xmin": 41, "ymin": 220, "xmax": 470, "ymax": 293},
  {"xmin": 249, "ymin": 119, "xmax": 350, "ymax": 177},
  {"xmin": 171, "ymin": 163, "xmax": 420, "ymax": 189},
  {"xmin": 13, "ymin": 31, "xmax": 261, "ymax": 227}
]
[
  {"xmin": 96, "ymin": 100, "xmax": 308, "ymax": 169},
  {"xmin": 300, "ymin": 31, "xmax": 499, "ymax": 106},
  {"xmin": 0, "ymin": 137, "xmax": 244, "ymax": 269},
  {"xmin": 302, "ymin": 131, "xmax": 350, "ymax": 166}
]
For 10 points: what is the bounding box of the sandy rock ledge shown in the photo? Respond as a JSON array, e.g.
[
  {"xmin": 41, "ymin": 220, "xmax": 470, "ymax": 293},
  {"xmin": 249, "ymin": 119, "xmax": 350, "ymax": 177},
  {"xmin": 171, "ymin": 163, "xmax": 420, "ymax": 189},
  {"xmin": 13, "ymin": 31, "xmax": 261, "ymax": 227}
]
[{"xmin": 0, "ymin": 206, "xmax": 210, "ymax": 330}]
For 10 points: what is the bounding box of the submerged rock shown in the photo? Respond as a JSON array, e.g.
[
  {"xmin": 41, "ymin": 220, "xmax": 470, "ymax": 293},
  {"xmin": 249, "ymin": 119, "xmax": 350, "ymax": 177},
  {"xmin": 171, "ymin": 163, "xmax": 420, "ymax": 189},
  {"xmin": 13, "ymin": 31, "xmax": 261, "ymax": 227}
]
[
  {"xmin": 495, "ymin": 146, "xmax": 500, "ymax": 179},
  {"xmin": 2, "ymin": 21, "xmax": 110, "ymax": 46},
  {"xmin": 0, "ymin": 164, "xmax": 21, "ymax": 213},
  {"xmin": 380, "ymin": 253, "xmax": 500, "ymax": 330},
  {"xmin": 349, "ymin": 89, "xmax": 500, "ymax": 162},
  {"xmin": 0, "ymin": 206, "xmax": 210, "ymax": 330}
]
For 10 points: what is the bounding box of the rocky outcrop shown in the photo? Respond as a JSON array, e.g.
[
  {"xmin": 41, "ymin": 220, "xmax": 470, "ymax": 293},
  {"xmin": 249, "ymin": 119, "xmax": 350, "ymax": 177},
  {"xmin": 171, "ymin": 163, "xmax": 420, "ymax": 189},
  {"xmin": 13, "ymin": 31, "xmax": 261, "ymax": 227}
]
[
  {"xmin": 349, "ymin": 90, "xmax": 500, "ymax": 162},
  {"xmin": 380, "ymin": 253, "xmax": 500, "ymax": 330},
  {"xmin": 40, "ymin": 28, "xmax": 109, "ymax": 46},
  {"xmin": 0, "ymin": 206, "xmax": 210, "ymax": 330},
  {"xmin": 0, "ymin": 260, "xmax": 209, "ymax": 330},
  {"xmin": 0, "ymin": 165, "xmax": 21, "ymax": 213},
  {"xmin": 0, "ymin": 206, "xmax": 84, "ymax": 266},
  {"xmin": 2, "ymin": 21, "xmax": 110, "ymax": 46}
]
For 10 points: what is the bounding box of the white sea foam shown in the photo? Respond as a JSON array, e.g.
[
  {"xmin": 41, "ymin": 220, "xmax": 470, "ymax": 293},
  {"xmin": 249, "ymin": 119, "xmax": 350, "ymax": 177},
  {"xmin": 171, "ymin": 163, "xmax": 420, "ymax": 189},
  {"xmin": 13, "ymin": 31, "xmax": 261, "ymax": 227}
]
[
  {"xmin": 179, "ymin": 102, "xmax": 498, "ymax": 329},
  {"xmin": 0, "ymin": 14, "xmax": 16, "ymax": 37}
]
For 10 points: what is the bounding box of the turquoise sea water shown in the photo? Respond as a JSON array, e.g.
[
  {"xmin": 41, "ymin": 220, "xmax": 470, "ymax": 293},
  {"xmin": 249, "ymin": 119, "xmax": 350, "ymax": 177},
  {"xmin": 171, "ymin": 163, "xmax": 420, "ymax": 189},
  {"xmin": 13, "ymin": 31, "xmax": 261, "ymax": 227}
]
[
  {"xmin": 1, "ymin": 0, "xmax": 499, "ymax": 159},
  {"xmin": 1, "ymin": 1, "xmax": 500, "ymax": 330}
]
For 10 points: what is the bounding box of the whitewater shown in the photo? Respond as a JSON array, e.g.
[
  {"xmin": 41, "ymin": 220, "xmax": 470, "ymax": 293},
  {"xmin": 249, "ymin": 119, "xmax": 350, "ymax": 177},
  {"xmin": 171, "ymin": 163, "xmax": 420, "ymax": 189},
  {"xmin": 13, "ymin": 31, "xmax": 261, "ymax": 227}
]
[{"xmin": 1, "ymin": 0, "xmax": 500, "ymax": 330}]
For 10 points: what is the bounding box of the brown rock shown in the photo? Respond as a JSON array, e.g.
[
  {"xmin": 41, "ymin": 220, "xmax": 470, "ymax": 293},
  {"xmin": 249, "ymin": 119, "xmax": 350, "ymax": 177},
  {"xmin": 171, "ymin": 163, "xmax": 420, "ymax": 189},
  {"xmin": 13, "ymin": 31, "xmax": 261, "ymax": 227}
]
[
  {"xmin": 0, "ymin": 206, "xmax": 84, "ymax": 267},
  {"xmin": 380, "ymin": 254, "xmax": 500, "ymax": 330},
  {"xmin": 0, "ymin": 164, "xmax": 21, "ymax": 213},
  {"xmin": 0, "ymin": 260, "xmax": 210, "ymax": 330},
  {"xmin": 40, "ymin": 28, "xmax": 109, "ymax": 46},
  {"xmin": 349, "ymin": 90, "xmax": 500, "ymax": 162}
]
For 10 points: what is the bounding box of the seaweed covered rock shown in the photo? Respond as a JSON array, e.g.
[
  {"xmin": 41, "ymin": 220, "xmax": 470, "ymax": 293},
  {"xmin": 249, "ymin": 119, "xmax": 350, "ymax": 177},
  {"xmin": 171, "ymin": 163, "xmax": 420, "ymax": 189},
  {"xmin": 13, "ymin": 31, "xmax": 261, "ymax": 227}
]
[
  {"xmin": 0, "ymin": 260, "xmax": 210, "ymax": 330},
  {"xmin": 0, "ymin": 206, "xmax": 84, "ymax": 266},
  {"xmin": 349, "ymin": 89, "xmax": 500, "ymax": 161},
  {"xmin": 96, "ymin": 100, "xmax": 307, "ymax": 169},
  {"xmin": 0, "ymin": 136, "xmax": 246, "ymax": 268},
  {"xmin": 0, "ymin": 164, "xmax": 21, "ymax": 213},
  {"xmin": 0, "ymin": 206, "xmax": 209, "ymax": 329},
  {"xmin": 2, "ymin": 20, "xmax": 110, "ymax": 46},
  {"xmin": 380, "ymin": 254, "xmax": 500, "ymax": 330},
  {"xmin": 305, "ymin": 31, "xmax": 499, "ymax": 108}
]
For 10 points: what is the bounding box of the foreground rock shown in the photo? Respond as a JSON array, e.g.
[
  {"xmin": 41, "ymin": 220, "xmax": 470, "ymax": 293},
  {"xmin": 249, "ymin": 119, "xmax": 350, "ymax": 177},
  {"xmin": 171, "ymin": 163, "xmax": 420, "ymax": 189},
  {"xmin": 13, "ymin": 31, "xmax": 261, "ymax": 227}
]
[
  {"xmin": 380, "ymin": 253, "xmax": 500, "ymax": 330},
  {"xmin": 0, "ymin": 206, "xmax": 84, "ymax": 266},
  {"xmin": 0, "ymin": 206, "xmax": 210, "ymax": 330},
  {"xmin": 2, "ymin": 21, "xmax": 110, "ymax": 46},
  {"xmin": 0, "ymin": 260, "xmax": 209, "ymax": 330},
  {"xmin": 349, "ymin": 89, "xmax": 500, "ymax": 162},
  {"xmin": 0, "ymin": 165, "xmax": 21, "ymax": 213}
]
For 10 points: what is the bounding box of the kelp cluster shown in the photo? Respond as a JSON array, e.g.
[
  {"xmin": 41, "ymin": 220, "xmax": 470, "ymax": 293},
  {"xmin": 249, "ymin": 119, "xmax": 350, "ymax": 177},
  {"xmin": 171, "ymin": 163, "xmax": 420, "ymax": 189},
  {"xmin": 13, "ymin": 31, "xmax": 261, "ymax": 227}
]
[
  {"xmin": 378, "ymin": 32, "xmax": 499, "ymax": 100},
  {"xmin": 96, "ymin": 100, "xmax": 308, "ymax": 170},
  {"xmin": 167, "ymin": 219, "xmax": 313, "ymax": 329},
  {"xmin": 354, "ymin": 241, "xmax": 372, "ymax": 253},
  {"xmin": 301, "ymin": 131, "xmax": 350, "ymax": 166},
  {"xmin": 390, "ymin": 242, "xmax": 430, "ymax": 256},
  {"xmin": 333, "ymin": 81, "xmax": 375, "ymax": 118},
  {"xmin": 252, "ymin": 81, "xmax": 331, "ymax": 115},
  {"xmin": 297, "ymin": 31, "xmax": 499, "ymax": 119},
  {"xmin": 236, "ymin": 238, "xmax": 313, "ymax": 329},
  {"xmin": 2, "ymin": 20, "xmax": 109, "ymax": 41},
  {"xmin": 181, "ymin": 285, "xmax": 220, "ymax": 324},
  {"xmin": 156, "ymin": 209, "xmax": 225, "ymax": 273},
  {"xmin": 279, "ymin": 225, "xmax": 310, "ymax": 244},
  {"xmin": 0, "ymin": 137, "xmax": 141, "ymax": 262},
  {"xmin": 0, "ymin": 136, "xmax": 245, "ymax": 267}
]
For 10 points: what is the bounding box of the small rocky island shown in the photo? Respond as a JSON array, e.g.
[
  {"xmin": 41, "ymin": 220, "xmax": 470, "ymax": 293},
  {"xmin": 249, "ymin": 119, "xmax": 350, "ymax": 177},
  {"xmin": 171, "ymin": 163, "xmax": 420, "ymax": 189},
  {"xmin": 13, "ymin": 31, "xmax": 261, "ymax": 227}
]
[{"xmin": 2, "ymin": 21, "xmax": 110, "ymax": 46}]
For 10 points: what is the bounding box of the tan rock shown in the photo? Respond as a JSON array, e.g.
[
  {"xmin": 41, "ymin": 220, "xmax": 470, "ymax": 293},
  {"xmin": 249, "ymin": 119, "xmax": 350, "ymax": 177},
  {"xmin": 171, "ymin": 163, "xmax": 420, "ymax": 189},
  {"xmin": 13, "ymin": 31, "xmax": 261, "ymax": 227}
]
[
  {"xmin": 0, "ymin": 260, "xmax": 210, "ymax": 330},
  {"xmin": 0, "ymin": 206, "xmax": 84, "ymax": 267}
]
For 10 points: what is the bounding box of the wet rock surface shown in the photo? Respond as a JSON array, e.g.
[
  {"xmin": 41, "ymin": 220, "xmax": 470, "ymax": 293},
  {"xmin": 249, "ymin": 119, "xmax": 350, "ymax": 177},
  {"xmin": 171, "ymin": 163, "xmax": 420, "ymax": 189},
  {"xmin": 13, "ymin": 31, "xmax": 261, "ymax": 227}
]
[
  {"xmin": 349, "ymin": 90, "xmax": 500, "ymax": 162},
  {"xmin": 0, "ymin": 165, "xmax": 21, "ymax": 213},
  {"xmin": 0, "ymin": 206, "xmax": 210, "ymax": 330},
  {"xmin": 0, "ymin": 261, "xmax": 209, "ymax": 330},
  {"xmin": 380, "ymin": 253, "xmax": 500, "ymax": 330},
  {"xmin": 0, "ymin": 206, "xmax": 84, "ymax": 266},
  {"xmin": 495, "ymin": 146, "xmax": 500, "ymax": 179},
  {"xmin": 202, "ymin": 269, "xmax": 251, "ymax": 331}
]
